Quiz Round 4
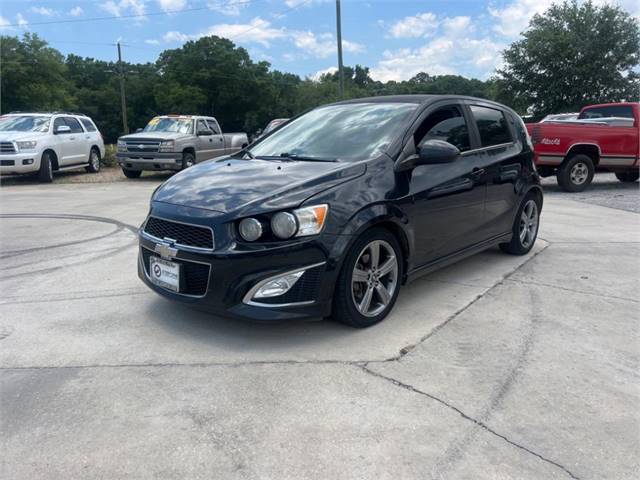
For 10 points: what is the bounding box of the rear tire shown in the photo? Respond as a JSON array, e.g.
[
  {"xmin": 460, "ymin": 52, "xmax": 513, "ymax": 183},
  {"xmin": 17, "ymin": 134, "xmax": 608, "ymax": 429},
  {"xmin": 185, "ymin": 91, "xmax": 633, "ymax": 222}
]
[
  {"xmin": 182, "ymin": 151, "xmax": 195, "ymax": 170},
  {"xmin": 332, "ymin": 228, "xmax": 402, "ymax": 328},
  {"xmin": 615, "ymin": 170, "xmax": 639, "ymax": 183},
  {"xmin": 557, "ymin": 154, "xmax": 594, "ymax": 192},
  {"xmin": 122, "ymin": 168, "xmax": 142, "ymax": 179},
  {"xmin": 85, "ymin": 147, "xmax": 101, "ymax": 173},
  {"xmin": 500, "ymin": 193, "xmax": 541, "ymax": 255},
  {"xmin": 38, "ymin": 151, "xmax": 53, "ymax": 183}
]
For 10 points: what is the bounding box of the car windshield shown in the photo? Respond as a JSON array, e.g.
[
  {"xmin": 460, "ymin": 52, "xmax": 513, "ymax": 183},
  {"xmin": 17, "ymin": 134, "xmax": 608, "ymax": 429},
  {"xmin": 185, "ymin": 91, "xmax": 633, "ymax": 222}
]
[
  {"xmin": 143, "ymin": 117, "xmax": 193, "ymax": 134},
  {"xmin": 248, "ymin": 103, "xmax": 418, "ymax": 161},
  {"xmin": 264, "ymin": 119, "xmax": 287, "ymax": 134},
  {"xmin": 0, "ymin": 115, "xmax": 51, "ymax": 132}
]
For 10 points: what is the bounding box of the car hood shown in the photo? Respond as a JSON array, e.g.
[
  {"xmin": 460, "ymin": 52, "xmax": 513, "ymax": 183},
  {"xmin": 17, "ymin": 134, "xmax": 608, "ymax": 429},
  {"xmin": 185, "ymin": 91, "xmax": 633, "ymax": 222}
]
[
  {"xmin": 153, "ymin": 157, "xmax": 366, "ymax": 215},
  {"xmin": 0, "ymin": 131, "xmax": 48, "ymax": 142},
  {"xmin": 119, "ymin": 131, "xmax": 188, "ymax": 142}
]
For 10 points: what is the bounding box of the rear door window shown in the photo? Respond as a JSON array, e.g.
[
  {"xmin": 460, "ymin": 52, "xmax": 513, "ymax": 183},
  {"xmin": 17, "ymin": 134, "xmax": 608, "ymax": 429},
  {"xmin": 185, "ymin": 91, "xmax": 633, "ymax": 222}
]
[
  {"xmin": 63, "ymin": 116, "xmax": 84, "ymax": 134},
  {"xmin": 79, "ymin": 118, "xmax": 97, "ymax": 132},
  {"xmin": 206, "ymin": 119, "xmax": 221, "ymax": 134},
  {"xmin": 470, "ymin": 105, "xmax": 512, "ymax": 147}
]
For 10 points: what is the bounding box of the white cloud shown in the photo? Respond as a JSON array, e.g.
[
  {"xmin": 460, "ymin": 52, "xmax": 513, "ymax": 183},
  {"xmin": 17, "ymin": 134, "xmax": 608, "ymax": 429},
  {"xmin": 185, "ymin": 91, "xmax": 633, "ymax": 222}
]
[
  {"xmin": 284, "ymin": 0, "xmax": 330, "ymax": 7},
  {"xmin": 157, "ymin": 0, "xmax": 187, "ymax": 12},
  {"xmin": 488, "ymin": 0, "xmax": 555, "ymax": 38},
  {"xmin": 163, "ymin": 30, "xmax": 192, "ymax": 43},
  {"xmin": 291, "ymin": 30, "xmax": 364, "ymax": 58},
  {"xmin": 207, "ymin": 0, "xmax": 249, "ymax": 16},
  {"xmin": 30, "ymin": 6, "xmax": 57, "ymax": 16},
  {"xmin": 310, "ymin": 66, "xmax": 338, "ymax": 81},
  {"xmin": 0, "ymin": 16, "xmax": 13, "ymax": 31},
  {"xmin": 99, "ymin": 0, "xmax": 146, "ymax": 17},
  {"xmin": 442, "ymin": 16, "xmax": 472, "ymax": 33},
  {"xmin": 16, "ymin": 13, "xmax": 28, "ymax": 29},
  {"xmin": 388, "ymin": 12, "xmax": 438, "ymax": 38},
  {"xmin": 203, "ymin": 17, "xmax": 286, "ymax": 46},
  {"xmin": 145, "ymin": 39, "xmax": 160, "ymax": 45},
  {"xmin": 69, "ymin": 6, "xmax": 84, "ymax": 17}
]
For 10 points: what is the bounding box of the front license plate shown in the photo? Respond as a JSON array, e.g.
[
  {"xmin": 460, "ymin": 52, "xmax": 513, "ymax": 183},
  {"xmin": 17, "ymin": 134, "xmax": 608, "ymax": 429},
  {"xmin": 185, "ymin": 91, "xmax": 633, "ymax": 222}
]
[{"xmin": 149, "ymin": 256, "xmax": 181, "ymax": 292}]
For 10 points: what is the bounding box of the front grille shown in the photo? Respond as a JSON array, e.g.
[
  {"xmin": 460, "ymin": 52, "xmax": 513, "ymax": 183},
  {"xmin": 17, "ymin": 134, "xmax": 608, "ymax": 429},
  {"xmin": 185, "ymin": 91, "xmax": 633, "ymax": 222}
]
[
  {"xmin": 0, "ymin": 142, "xmax": 16, "ymax": 154},
  {"xmin": 0, "ymin": 160, "xmax": 15, "ymax": 166},
  {"xmin": 144, "ymin": 217, "xmax": 214, "ymax": 250},
  {"xmin": 257, "ymin": 266, "xmax": 322, "ymax": 305},
  {"xmin": 141, "ymin": 247, "xmax": 210, "ymax": 296},
  {"xmin": 126, "ymin": 140, "xmax": 160, "ymax": 153}
]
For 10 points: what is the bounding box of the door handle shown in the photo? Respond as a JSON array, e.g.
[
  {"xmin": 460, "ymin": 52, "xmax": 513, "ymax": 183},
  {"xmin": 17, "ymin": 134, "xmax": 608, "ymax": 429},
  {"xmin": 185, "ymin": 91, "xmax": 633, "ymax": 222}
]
[
  {"xmin": 218, "ymin": 138, "xmax": 223, "ymax": 142},
  {"xmin": 209, "ymin": 138, "xmax": 212, "ymax": 142},
  {"xmin": 471, "ymin": 168, "xmax": 485, "ymax": 177}
]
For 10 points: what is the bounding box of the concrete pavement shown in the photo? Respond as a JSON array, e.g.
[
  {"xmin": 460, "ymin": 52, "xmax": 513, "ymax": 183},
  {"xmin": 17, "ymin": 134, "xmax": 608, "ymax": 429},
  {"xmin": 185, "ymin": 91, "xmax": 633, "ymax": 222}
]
[{"xmin": 0, "ymin": 180, "xmax": 638, "ymax": 479}]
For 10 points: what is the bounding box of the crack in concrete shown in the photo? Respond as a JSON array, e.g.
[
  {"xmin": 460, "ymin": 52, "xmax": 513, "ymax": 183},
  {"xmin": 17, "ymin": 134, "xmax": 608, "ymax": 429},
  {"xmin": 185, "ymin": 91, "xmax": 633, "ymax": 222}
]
[
  {"xmin": 507, "ymin": 278, "xmax": 640, "ymax": 303},
  {"xmin": 357, "ymin": 364, "xmax": 581, "ymax": 480}
]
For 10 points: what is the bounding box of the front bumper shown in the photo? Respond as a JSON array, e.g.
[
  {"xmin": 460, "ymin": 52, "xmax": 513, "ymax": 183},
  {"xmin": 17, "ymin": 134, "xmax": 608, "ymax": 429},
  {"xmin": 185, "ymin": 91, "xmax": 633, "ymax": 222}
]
[
  {"xmin": 117, "ymin": 152, "xmax": 182, "ymax": 171},
  {"xmin": 137, "ymin": 226, "xmax": 340, "ymax": 322},
  {"xmin": 0, "ymin": 152, "xmax": 39, "ymax": 174}
]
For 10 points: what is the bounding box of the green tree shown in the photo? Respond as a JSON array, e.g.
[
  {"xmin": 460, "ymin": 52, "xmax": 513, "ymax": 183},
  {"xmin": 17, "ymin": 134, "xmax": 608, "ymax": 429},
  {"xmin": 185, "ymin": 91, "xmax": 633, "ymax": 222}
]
[{"xmin": 497, "ymin": 0, "xmax": 640, "ymax": 116}]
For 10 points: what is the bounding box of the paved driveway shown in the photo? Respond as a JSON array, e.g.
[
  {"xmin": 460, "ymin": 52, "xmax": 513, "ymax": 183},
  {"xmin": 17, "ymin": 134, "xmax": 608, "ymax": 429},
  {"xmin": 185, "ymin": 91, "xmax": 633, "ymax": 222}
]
[{"xmin": 1, "ymin": 177, "xmax": 638, "ymax": 479}]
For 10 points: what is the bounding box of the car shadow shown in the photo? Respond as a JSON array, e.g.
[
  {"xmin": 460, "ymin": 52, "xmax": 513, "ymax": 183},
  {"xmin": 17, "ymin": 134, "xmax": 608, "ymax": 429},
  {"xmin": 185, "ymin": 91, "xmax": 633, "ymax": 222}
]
[{"xmin": 541, "ymin": 175, "xmax": 639, "ymax": 193}]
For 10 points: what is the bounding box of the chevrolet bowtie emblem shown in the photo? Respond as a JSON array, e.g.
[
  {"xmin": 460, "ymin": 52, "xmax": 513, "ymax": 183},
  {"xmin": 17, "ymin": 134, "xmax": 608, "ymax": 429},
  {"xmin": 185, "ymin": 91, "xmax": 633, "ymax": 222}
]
[
  {"xmin": 154, "ymin": 241, "xmax": 178, "ymax": 259},
  {"xmin": 138, "ymin": 144, "xmax": 145, "ymax": 149}
]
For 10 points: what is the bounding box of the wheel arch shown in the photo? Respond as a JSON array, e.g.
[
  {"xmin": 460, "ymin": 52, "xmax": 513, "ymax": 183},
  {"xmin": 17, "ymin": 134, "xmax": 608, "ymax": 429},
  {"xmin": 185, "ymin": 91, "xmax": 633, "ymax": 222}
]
[
  {"xmin": 42, "ymin": 148, "xmax": 59, "ymax": 170},
  {"xmin": 182, "ymin": 146, "xmax": 196, "ymax": 156},
  {"xmin": 564, "ymin": 143, "xmax": 600, "ymax": 166}
]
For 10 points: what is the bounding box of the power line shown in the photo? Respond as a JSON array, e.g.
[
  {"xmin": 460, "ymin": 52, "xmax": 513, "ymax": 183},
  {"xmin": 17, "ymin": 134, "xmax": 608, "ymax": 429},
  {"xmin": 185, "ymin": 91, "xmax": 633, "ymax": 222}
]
[{"xmin": 2, "ymin": 0, "xmax": 255, "ymax": 28}]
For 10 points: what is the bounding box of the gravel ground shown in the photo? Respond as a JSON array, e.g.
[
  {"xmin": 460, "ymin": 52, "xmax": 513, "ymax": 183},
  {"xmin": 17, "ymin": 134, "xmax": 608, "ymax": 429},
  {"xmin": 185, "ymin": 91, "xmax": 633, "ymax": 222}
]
[{"xmin": 541, "ymin": 173, "xmax": 639, "ymax": 213}]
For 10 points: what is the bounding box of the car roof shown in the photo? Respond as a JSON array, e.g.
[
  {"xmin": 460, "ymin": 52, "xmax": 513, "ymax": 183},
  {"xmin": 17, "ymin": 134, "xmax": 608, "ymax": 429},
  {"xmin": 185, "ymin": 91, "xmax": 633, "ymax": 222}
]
[{"xmin": 331, "ymin": 94, "xmax": 515, "ymax": 111}]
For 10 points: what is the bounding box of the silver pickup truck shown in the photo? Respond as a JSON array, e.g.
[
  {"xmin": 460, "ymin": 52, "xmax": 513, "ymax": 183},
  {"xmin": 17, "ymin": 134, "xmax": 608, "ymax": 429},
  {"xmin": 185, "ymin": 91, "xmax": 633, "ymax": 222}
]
[{"xmin": 116, "ymin": 115, "xmax": 248, "ymax": 178}]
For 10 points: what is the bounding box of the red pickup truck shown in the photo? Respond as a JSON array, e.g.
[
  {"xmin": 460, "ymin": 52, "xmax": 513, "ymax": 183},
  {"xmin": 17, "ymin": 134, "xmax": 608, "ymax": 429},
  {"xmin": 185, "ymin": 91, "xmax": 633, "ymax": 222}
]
[{"xmin": 526, "ymin": 102, "xmax": 639, "ymax": 191}]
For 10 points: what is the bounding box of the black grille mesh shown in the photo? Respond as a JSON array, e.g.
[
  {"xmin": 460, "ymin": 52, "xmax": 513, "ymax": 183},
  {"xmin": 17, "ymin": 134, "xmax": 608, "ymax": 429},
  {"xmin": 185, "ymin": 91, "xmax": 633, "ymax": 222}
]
[
  {"xmin": 144, "ymin": 217, "xmax": 213, "ymax": 249},
  {"xmin": 141, "ymin": 247, "xmax": 210, "ymax": 296},
  {"xmin": 256, "ymin": 266, "xmax": 322, "ymax": 305}
]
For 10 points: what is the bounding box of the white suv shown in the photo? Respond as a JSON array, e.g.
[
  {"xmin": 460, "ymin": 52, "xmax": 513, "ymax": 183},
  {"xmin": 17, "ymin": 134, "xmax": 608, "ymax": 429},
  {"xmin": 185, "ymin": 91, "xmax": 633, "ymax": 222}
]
[{"xmin": 0, "ymin": 112, "xmax": 105, "ymax": 182}]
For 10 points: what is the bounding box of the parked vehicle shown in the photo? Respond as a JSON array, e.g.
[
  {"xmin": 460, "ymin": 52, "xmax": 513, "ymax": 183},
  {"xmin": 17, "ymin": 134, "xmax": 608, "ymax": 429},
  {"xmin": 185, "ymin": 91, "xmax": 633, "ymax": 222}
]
[
  {"xmin": 138, "ymin": 95, "xmax": 542, "ymax": 328},
  {"xmin": 540, "ymin": 113, "xmax": 579, "ymax": 122},
  {"xmin": 0, "ymin": 112, "xmax": 105, "ymax": 182},
  {"xmin": 252, "ymin": 118, "xmax": 290, "ymax": 142},
  {"xmin": 116, "ymin": 115, "xmax": 248, "ymax": 178},
  {"xmin": 526, "ymin": 102, "xmax": 639, "ymax": 191}
]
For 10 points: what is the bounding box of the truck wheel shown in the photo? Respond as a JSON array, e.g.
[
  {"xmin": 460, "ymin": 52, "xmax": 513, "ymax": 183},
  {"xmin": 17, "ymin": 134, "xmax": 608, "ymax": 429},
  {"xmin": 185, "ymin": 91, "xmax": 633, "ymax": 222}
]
[
  {"xmin": 122, "ymin": 168, "xmax": 142, "ymax": 179},
  {"xmin": 332, "ymin": 228, "xmax": 402, "ymax": 328},
  {"xmin": 557, "ymin": 154, "xmax": 594, "ymax": 192},
  {"xmin": 615, "ymin": 170, "xmax": 639, "ymax": 183},
  {"xmin": 38, "ymin": 151, "xmax": 54, "ymax": 183},
  {"xmin": 182, "ymin": 151, "xmax": 195, "ymax": 170},
  {"xmin": 85, "ymin": 147, "xmax": 101, "ymax": 173},
  {"xmin": 500, "ymin": 193, "xmax": 540, "ymax": 255}
]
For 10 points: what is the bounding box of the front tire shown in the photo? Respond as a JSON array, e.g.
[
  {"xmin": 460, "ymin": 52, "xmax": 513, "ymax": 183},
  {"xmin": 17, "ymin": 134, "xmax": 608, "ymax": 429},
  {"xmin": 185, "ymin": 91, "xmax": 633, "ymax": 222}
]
[
  {"xmin": 38, "ymin": 151, "xmax": 53, "ymax": 183},
  {"xmin": 500, "ymin": 193, "xmax": 541, "ymax": 255},
  {"xmin": 85, "ymin": 147, "xmax": 101, "ymax": 173},
  {"xmin": 557, "ymin": 154, "xmax": 594, "ymax": 192},
  {"xmin": 615, "ymin": 170, "xmax": 639, "ymax": 183},
  {"xmin": 122, "ymin": 168, "xmax": 142, "ymax": 179},
  {"xmin": 332, "ymin": 228, "xmax": 402, "ymax": 328},
  {"xmin": 182, "ymin": 151, "xmax": 195, "ymax": 170}
]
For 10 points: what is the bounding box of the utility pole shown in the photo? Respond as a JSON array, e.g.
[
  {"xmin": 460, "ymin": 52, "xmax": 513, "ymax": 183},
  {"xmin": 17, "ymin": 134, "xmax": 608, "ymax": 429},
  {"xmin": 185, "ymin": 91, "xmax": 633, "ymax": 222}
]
[
  {"xmin": 335, "ymin": 0, "xmax": 344, "ymax": 99},
  {"xmin": 117, "ymin": 42, "xmax": 129, "ymax": 134}
]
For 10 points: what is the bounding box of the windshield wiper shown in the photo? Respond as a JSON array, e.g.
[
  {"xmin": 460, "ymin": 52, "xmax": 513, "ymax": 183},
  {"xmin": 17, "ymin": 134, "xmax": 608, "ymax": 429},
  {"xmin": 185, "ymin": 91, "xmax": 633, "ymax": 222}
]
[{"xmin": 279, "ymin": 153, "xmax": 338, "ymax": 162}]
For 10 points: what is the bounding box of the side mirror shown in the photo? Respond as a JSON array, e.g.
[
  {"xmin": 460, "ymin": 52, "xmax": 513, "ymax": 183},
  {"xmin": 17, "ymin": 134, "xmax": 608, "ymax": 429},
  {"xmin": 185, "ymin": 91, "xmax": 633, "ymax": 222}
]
[
  {"xmin": 395, "ymin": 139, "xmax": 460, "ymax": 172},
  {"xmin": 197, "ymin": 129, "xmax": 214, "ymax": 136},
  {"xmin": 55, "ymin": 125, "xmax": 71, "ymax": 134},
  {"xmin": 136, "ymin": 128, "xmax": 143, "ymax": 133}
]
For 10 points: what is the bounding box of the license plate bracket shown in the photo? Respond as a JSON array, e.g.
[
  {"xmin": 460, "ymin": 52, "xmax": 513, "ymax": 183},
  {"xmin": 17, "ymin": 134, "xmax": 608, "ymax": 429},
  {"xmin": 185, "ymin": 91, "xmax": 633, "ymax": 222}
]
[{"xmin": 149, "ymin": 256, "xmax": 181, "ymax": 292}]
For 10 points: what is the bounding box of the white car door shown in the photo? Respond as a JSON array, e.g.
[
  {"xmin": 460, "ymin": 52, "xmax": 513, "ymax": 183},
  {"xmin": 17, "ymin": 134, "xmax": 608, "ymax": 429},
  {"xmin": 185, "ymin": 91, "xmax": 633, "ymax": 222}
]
[
  {"xmin": 62, "ymin": 116, "xmax": 89, "ymax": 164},
  {"xmin": 195, "ymin": 119, "xmax": 217, "ymax": 162},
  {"xmin": 79, "ymin": 117, "xmax": 101, "ymax": 156},
  {"xmin": 52, "ymin": 117, "xmax": 76, "ymax": 165},
  {"xmin": 206, "ymin": 119, "xmax": 226, "ymax": 157}
]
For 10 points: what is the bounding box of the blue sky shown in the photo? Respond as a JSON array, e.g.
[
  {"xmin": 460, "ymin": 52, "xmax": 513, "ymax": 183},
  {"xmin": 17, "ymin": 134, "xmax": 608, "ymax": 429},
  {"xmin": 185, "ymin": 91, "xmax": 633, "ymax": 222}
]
[{"xmin": 1, "ymin": 0, "xmax": 638, "ymax": 80}]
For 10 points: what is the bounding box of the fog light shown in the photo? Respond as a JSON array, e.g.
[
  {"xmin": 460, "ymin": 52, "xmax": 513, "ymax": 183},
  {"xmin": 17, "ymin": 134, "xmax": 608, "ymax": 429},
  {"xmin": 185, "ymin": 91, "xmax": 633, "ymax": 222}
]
[
  {"xmin": 22, "ymin": 159, "xmax": 34, "ymax": 165},
  {"xmin": 253, "ymin": 271, "xmax": 304, "ymax": 298}
]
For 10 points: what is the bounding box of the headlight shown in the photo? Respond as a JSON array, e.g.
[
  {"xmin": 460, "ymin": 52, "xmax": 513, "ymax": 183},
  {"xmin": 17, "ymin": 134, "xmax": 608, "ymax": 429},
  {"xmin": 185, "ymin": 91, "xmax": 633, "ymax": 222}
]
[
  {"xmin": 271, "ymin": 212, "xmax": 298, "ymax": 239},
  {"xmin": 17, "ymin": 140, "xmax": 37, "ymax": 151},
  {"xmin": 293, "ymin": 204, "xmax": 328, "ymax": 236},
  {"xmin": 239, "ymin": 217, "xmax": 263, "ymax": 242},
  {"xmin": 159, "ymin": 140, "xmax": 174, "ymax": 152},
  {"xmin": 117, "ymin": 139, "xmax": 126, "ymax": 152}
]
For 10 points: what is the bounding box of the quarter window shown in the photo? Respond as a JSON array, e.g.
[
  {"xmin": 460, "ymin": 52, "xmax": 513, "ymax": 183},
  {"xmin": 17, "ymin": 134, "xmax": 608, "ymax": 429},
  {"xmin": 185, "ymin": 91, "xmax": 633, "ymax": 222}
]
[
  {"xmin": 415, "ymin": 105, "xmax": 471, "ymax": 152},
  {"xmin": 470, "ymin": 105, "xmax": 512, "ymax": 147}
]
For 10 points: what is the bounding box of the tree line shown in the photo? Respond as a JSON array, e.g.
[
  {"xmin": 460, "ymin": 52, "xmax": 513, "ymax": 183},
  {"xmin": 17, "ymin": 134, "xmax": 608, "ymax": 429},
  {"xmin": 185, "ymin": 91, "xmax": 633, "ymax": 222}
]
[{"xmin": 1, "ymin": 0, "xmax": 638, "ymax": 143}]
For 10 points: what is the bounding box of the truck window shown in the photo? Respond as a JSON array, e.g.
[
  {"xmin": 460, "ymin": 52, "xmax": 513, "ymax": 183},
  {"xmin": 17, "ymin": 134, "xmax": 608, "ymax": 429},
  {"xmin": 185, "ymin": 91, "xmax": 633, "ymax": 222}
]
[
  {"xmin": 196, "ymin": 120, "xmax": 209, "ymax": 133},
  {"xmin": 579, "ymin": 105, "xmax": 634, "ymax": 120},
  {"xmin": 80, "ymin": 118, "xmax": 97, "ymax": 132},
  {"xmin": 206, "ymin": 120, "xmax": 220, "ymax": 134},
  {"xmin": 415, "ymin": 105, "xmax": 470, "ymax": 152},
  {"xmin": 470, "ymin": 105, "xmax": 512, "ymax": 147},
  {"xmin": 63, "ymin": 116, "xmax": 84, "ymax": 133}
]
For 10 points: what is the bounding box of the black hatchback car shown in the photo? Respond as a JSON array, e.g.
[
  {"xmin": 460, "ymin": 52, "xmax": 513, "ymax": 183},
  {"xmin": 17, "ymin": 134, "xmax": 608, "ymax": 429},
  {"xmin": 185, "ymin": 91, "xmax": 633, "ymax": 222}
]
[{"xmin": 139, "ymin": 95, "xmax": 542, "ymax": 327}]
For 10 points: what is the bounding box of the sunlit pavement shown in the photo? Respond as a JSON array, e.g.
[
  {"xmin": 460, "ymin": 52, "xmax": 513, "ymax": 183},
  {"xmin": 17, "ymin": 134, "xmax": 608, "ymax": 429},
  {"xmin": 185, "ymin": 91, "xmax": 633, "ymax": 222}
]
[{"xmin": 1, "ymin": 176, "xmax": 638, "ymax": 479}]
